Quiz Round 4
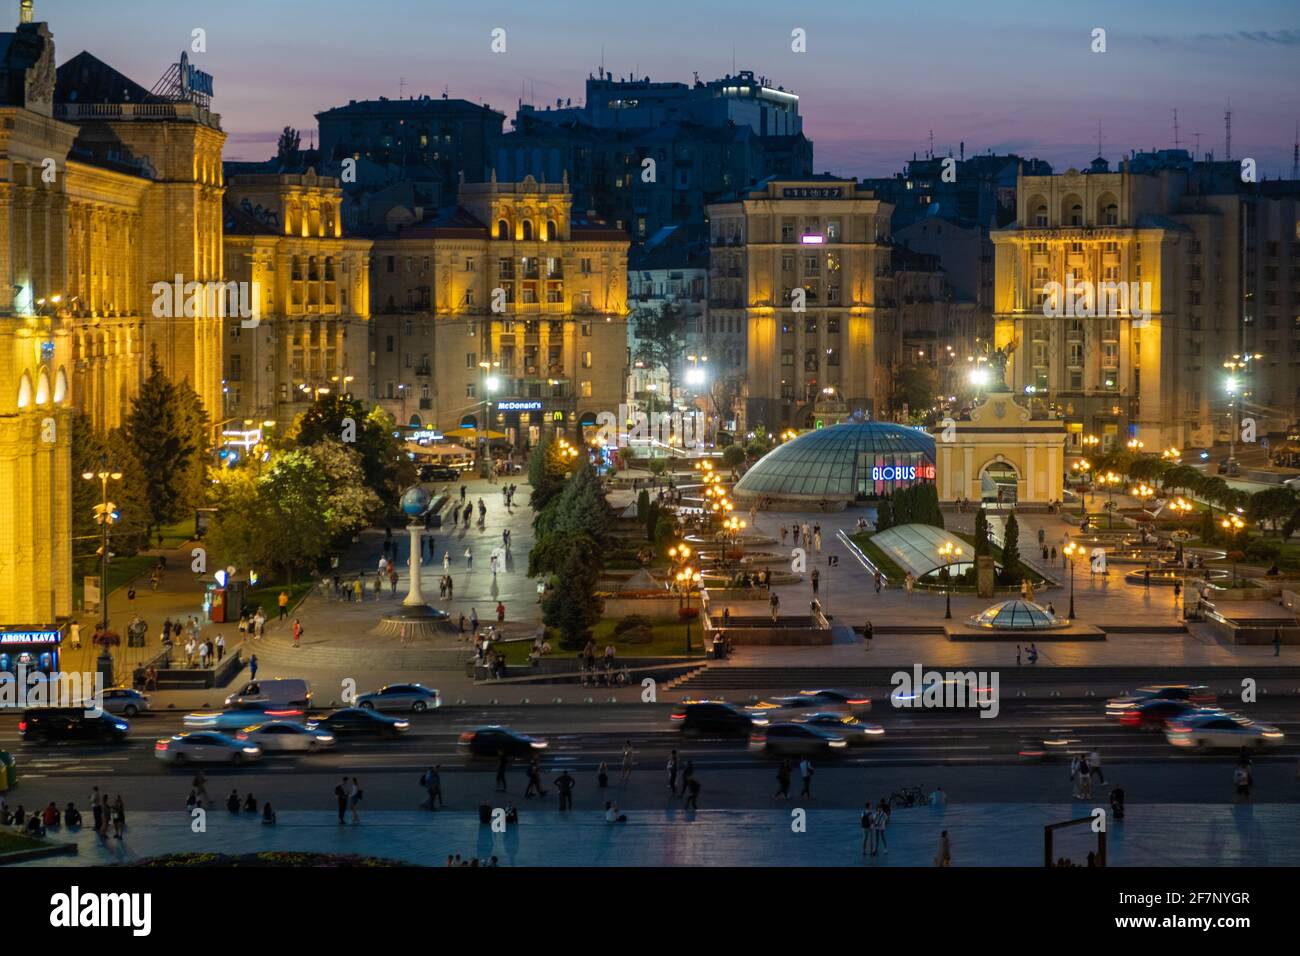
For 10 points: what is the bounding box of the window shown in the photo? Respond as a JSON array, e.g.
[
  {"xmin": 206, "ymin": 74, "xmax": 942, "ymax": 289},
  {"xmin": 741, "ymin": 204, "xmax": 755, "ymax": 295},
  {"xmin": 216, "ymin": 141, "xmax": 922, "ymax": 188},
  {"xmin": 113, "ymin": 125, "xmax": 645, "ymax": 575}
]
[
  {"xmin": 580, "ymin": 380, "xmax": 593, "ymax": 398},
  {"xmin": 581, "ymin": 321, "xmax": 592, "ymax": 336},
  {"xmin": 386, "ymin": 256, "xmax": 395, "ymax": 273},
  {"xmin": 582, "ymin": 351, "xmax": 593, "ymax": 368},
  {"xmin": 465, "ymin": 257, "xmax": 476, "ymax": 272},
  {"xmin": 580, "ymin": 258, "xmax": 593, "ymax": 274},
  {"xmin": 385, "ymin": 336, "xmax": 394, "ymax": 353},
  {"xmin": 496, "ymin": 219, "xmax": 509, "ymax": 240},
  {"xmin": 466, "ymin": 353, "xmax": 476, "ymax": 369},
  {"xmin": 545, "ymin": 220, "xmax": 557, "ymax": 241},
  {"xmin": 466, "ymin": 383, "xmax": 476, "ymax": 398},
  {"xmin": 521, "ymin": 220, "xmax": 534, "ymax": 241}
]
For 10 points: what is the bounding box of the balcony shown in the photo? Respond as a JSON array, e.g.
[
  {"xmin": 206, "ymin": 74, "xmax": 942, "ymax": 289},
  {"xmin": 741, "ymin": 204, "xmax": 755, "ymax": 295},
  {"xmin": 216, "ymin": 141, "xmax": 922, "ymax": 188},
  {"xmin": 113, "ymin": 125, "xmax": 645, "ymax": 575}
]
[
  {"xmin": 414, "ymin": 363, "xmax": 431, "ymax": 376},
  {"xmin": 419, "ymin": 398, "xmax": 433, "ymax": 410}
]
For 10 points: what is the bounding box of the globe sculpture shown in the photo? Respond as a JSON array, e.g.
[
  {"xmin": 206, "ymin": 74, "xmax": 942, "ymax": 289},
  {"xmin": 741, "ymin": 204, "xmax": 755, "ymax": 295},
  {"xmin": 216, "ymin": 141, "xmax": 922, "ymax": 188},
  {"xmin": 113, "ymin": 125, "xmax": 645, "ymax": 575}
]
[{"xmin": 401, "ymin": 484, "xmax": 432, "ymax": 518}]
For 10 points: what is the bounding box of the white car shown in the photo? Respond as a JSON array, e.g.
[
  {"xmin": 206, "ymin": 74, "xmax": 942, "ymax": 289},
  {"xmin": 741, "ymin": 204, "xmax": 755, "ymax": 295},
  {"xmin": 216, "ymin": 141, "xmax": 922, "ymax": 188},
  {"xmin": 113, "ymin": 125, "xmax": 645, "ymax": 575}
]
[
  {"xmin": 355, "ymin": 683, "xmax": 441, "ymax": 713},
  {"xmin": 235, "ymin": 721, "xmax": 336, "ymax": 752},
  {"xmin": 1165, "ymin": 711, "xmax": 1285, "ymax": 750},
  {"xmin": 154, "ymin": 732, "xmax": 263, "ymax": 765}
]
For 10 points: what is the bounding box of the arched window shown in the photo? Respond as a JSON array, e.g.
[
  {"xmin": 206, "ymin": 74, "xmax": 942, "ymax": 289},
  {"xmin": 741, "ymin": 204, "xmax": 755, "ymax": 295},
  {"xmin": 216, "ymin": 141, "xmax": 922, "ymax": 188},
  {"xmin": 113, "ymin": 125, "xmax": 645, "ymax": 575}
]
[
  {"xmin": 1103, "ymin": 203, "xmax": 1118, "ymax": 225},
  {"xmin": 1069, "ymin": 204, "xmax": 1083, "ymax": 226},
  {"xmin": 1034, "ymin": 204, "xmax": 1048, "ymax": 227},
  {"xmin": 521, "ymin": 220, "xmax": 534, "ymax": 241},
  {"xmin": 545, "ymin": 219, "xmax": 557, "ymax": 241},
  {"xmin": 496, "ymin": 219, "xmax": 510, "ymax": 240}
]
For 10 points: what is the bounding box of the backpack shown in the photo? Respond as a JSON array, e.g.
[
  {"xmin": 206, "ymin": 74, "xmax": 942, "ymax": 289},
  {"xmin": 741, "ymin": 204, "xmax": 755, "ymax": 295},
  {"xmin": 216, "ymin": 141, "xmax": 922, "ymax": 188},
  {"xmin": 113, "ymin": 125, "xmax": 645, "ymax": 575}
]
[{"xmin": 861, "ymin": 811, "xmax": 871, "ymax": 829}]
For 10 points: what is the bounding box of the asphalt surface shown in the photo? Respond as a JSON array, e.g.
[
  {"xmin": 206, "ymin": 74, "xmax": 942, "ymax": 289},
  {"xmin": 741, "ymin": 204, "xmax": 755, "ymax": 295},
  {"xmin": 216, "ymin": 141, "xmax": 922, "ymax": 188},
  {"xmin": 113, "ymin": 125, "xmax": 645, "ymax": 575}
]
[{"xmin": 4, "ymin": 700, "xmax": 1300, "ymax": 813}]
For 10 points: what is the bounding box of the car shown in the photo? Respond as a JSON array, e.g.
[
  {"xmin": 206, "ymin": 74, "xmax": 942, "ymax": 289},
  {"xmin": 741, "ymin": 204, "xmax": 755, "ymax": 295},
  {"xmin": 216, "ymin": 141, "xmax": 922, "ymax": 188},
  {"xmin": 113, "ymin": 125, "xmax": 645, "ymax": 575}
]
[
  {"xmin": 419, "ymin": 464, "xmax": 460, "ymax": 482},
  {"xmin": 1166, "ymin": 711, "xmax": 1285, "ymax": 750},
  {"xmin": 457, "ymin": 725, "xmax": 548, "ymax": 759},
  {"xmin": 235, "ymin": 721, "xmax": 336, "ymax": 752},
  {"xmin": 313, "ymin": 707, "xmax": 410, "ymax": 738},
  {"xmin": 224, "ymin": 678, "xmax": 312, "ymax": 710},
  {"xmin": 749, "ymin": 722, "xmax": 849, "ymax": 756},
  {"xmin": 154, "ymin": 732, "xmax": 263, "ymax": 765},
  {"xmin": 1118, "ymin": 698, "xmax": 1197, "ymax": 730},
  {"xmin": 18, "ymin": 709, "xmax": 129, "ymax": 744},
  {"xmin": 671, "ymin": 701, "xmax": 766, "ymax": 735},
  {"xmin": 184, "ymin": 708, "xmax": 307, "ymax": 730},
  {"xmin": 790, "ymin": 712, "xmax": 884, "ymax": 744},
  {"xmin": 1106, "ymin": 685, "xmax": 1215, "ymax": 716},
  {"xmin": 747, "ymin": 690, "xmax": 872, "ymax": 717},
  {"xmin": 99, "ymin": 688, "xmax": 150, "ymax": 717},
  {"xmin": 889, "ymin": 677, "xmax": 996, "ymax": 710},
  {"xmin": 356, "ymin": 683, "xmax": 441, "ymax": 713},
  {"xmin": 1017, "ymin": 732, "xmax": 1085, "ymax": 761}
]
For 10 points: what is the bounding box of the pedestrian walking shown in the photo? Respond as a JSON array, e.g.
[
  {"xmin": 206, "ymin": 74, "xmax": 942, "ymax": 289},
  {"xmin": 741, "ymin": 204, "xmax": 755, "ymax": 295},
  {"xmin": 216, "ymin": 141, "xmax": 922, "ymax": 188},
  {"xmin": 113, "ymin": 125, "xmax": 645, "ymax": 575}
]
[
  {"xmin": 1016, "ymin": 645, "xmax": 1022, "ymax": 666},
  {"xmin": 1087, "ymin": 749, "xmax": 1106, "ymax": 785},
  {"xmin": 810, "ymin": 568, "xmax": 820, "ymax": 595},
  {"xmin": 496, "ymin": 601, "xmax": 506, "ymax": 623},
  {"xmin": 191, "ymin": 772, "xmax": 208, "ymax": 808},
  {"xmin": 684, "ymin": 777, "xmax": 700, "ymax": 810},
  {"xmin": 348, "ymin": 777, "xmax": 362, "ymax": 823},
  {"xmin": 799, "ymin": 757, "xmax": 814, "ymax": 797},
  {"xmin": 278, "ymin": 590, "xmax": 289, "ymax": 621},
  {"xmin": 292, "ymin": 618, "xmax": 302, "ymax": 647},
  {"xmin": 215, "ymin": 633, "xmax": 225, "ymax": 662},
  {"xmin": 679, "ymin": 758, "xmax": 695, "ymax": 798},
  {"xmin": 620, "ymin": 741, "xmax": 635, "ymax": 782},
  {"xmin": 776, "ymin": 759, "xmax": 791, "ymax": 799},
  {"xmin": 494, "ymin": 751, "xmax": 509, "ymax": 792},
  {"xmin": 524, "ymin": 756, "xmax": 547, "ymax": 797},
  {"xmin": 769, "ymin": 592, "xmax": 780, "ymax": 623},
  {"xmin": 1234, "ymin": 763, "xmax": 1253, "ymax": 801},
  {"xmin": 597, "ymin": 762, "xmax": 609, "ymax": 789},
  {"xmin": 1274, "ymin": 628, "xmax": 1283, "ymax": 657},
  {"xmin": 254, "ymin": 607, "xmax": 266, "ymax": 638},
  {"xmin": 861, "ymin": 802, "xmax": 876, "ymax": 855},
  {"xmin": 464, "ymin": 547, "xmax": 473, "ymax": 570},
  {"xmin": 874, "ymin": 569, "xmax": 883, "ymax": 594},
  {"xmin": 249, "ymin": 654, "xmax": 259, "ymax": 680},
  {"xmin": 421, "ymin": 766, "xmax": 442, "ymax": 809},
  {"xmin": 470, "ymin": 607, "xmax": 479, "ymax": 633},
  {"xmin": 667, "ymin": 749, "xmax": 680, "ymax": 793}
]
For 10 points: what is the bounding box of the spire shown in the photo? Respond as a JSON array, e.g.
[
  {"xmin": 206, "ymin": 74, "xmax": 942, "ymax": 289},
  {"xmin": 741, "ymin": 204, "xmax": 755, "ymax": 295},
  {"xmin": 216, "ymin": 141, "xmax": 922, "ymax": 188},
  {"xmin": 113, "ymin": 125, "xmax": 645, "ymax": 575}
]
[{"xmin": 19, "ymin": 0, "xmax": 32, "ymax": 23}]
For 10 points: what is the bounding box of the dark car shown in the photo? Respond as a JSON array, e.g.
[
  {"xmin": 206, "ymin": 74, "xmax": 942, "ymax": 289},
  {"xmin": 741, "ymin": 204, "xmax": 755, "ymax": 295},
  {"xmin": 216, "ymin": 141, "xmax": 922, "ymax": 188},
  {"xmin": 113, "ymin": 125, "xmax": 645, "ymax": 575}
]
[
  {"xmin": 419, "ymin": 465, "xmax": 460, "ymax": 482},
  {"xmin": 671, "ymin": 701, "xmax": 765, "ymax": 735},
  {"xmin": 749, "ymin": 722, "xmax": 849, "ymax": 756},
  {"xmin": 19, "ymin": 708, "xmax": 129, "ymax": 744},
  {"xmin": 457, "ymin": 725, "xmax": 548, "ymax": 759},
  {"xmin": 312, "ymin": 707, "xmax": 410, "ymax": 739},
  {"xmin": 1119, "ymin": 698, "xmax": 1197, "ymax": 730}
]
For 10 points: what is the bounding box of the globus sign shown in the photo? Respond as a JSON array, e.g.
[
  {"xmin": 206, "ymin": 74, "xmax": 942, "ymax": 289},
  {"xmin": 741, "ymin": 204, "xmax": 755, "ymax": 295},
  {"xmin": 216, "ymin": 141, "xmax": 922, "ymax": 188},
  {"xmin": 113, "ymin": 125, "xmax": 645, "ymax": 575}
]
[{"xmin": 871, "ymin": 463, "xmax": 936, "ymax": 482}]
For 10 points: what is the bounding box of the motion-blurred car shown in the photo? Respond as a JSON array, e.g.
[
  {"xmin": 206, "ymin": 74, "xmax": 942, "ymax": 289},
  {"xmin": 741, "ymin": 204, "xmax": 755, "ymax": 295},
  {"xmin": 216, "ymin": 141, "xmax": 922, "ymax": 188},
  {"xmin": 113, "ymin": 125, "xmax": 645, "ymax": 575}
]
[
  {"xmin": 184, "ymin": 708, "xmax": 306, "ymax": 730},
  {"xmin": 419, "ymin": 464, "xmax": 460, "ymax": 482},
  {"xmin": 19, "ymin": 709, "xmax": 129, "ymax": 744},
  {"xmin": 1166, "ymin": 711, "xmax": 1285, "ymax": 750},
  {"xmin": 313, "ymin": 708, "xmax": 410, "ymax": 739},
  {"xmin": 791, "ymin": 712, "xmax": 884, "ymax": 745},
  {"xmin": 1118, "ymin": 698, "xmax": 1197, "ymax": 730},
  {"xmin": 235, "ymin": 721, "xmax": 336, "ymax": 752},
  {"xmin": 1106, "ymin": 685, "xmax": 1215, "ymax": 717},
  {"xmin": 457, "ymin": 725, "xmax": 548, "ymax": 759},
  {"xmin": 1017, "ymin": 732, "xmax": 1085, "ymax": 761},
  {"xmin": 154, "ymin": 732, "xmax": 262, "ymax": 765},
  {"xmin": 747, "ymin": 690, "xmax": 872, "ymax": 718},
  {"xmin": 890, "ymin": 677, "xmax": 996, "ymax": 710},
  {"xmin": 356, "ymin": 683, "xmax": 441, "ymax": 713},
  {"xmin": 671, "ymin": 701, "xmax": 766, "ymax": 735},
  {"xmin": 748, "ymin": 722, "xmax": 850, "ymax": 756}
]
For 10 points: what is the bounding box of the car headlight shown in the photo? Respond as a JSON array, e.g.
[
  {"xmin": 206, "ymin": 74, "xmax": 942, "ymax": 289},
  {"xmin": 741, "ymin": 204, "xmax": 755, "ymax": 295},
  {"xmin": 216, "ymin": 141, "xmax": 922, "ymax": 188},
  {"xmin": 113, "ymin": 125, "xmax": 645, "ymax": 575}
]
[{"xmin": 242, "ymin": 747, "xmax": 260, "ymax": 754}]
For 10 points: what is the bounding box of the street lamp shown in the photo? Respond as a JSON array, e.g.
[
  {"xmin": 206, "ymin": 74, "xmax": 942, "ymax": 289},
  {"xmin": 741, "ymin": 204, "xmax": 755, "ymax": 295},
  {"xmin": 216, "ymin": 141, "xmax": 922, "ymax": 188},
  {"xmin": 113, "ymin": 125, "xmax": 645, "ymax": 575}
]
[
  {"xmin": 1100, "ymin": 471, "xmax": 1122, "ymax": 528},
  {"xmin": 81, "ymin": 455, "xmax": 123, "ymax": 631},
  {"xmin": 674, "ymin": 565, "xmax": 701, "ymax": 653},
  {"xmin": 1220, "ymin": 514, "xmax": 1245, "ymax": 583},
  {"xmin": 1126, "ymin": 438, "xmax": 1145, "ymax": 452},
  {"xmin": 1222, "ymin": 353, "xmax": 1262, "ymax": 464},
  {"xmin": 1063, "ymin": 541, "xmax": 1080, "ymax": 619},
  {"xmin": 937, "ymin": 540, "xmax": 963, "ymax": 619},
  {"xmin": 329, "ymin": 373, "xmax": 355, "ymax": 396}
]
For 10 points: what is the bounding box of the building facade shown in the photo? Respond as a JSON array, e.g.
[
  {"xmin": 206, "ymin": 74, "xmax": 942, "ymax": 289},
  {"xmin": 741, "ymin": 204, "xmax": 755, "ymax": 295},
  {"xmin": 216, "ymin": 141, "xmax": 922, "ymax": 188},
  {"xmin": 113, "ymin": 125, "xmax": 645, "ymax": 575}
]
[
  {"xmin": 707, "ymin": 177, "xmax": 895, "ymax": 431},
  {"xmin": 369, "ymin": 175, "xmax": 628, "ymax": 449},
  {"xmin": 992, "ymin": 154, "xmax": 1300, "ymax": 455},
  {"xmin": 221, "ymin": 169, "xmax": 371, "ymax": 426}
]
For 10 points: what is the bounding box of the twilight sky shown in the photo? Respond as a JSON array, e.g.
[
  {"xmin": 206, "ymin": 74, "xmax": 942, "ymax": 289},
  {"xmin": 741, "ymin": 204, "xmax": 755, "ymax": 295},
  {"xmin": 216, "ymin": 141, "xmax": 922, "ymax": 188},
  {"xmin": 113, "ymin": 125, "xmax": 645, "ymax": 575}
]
[{"xmin": 39, "ymin": 0, "xmax": 1300, "ymax": 178}]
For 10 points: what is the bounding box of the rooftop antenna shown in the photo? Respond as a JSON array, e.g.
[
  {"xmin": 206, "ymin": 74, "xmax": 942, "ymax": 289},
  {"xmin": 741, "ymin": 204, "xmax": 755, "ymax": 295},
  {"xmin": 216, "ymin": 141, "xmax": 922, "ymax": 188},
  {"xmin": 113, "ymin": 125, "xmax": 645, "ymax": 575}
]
[
  {"xmin": 1225, "ymin": 100, "xmax": 1232, "ymax": 160},
  {"xmin": 1293, "ymin": 121, "xmax": 1299, "ymax": 180},
  {"xmin": 399, "ymin": 76, "xmax": 407, "ymax": 98},
  {"xmin": 732, "ymin": 43, "xmax": 736, "ymax": 75},
  {"xmin": 928, "ymin": 129, "xmax": 934, "ymax": 159},
  {"xmin": 1191, "ymin": 132, "xmax": 1203, "ymax": 160},
  {"xmin": 1096, "ymin": 119, "xmax": 1103, "ymax": 159},
  {"xmin": 1172, "ymin": 108, "xmax": 1180, "ymax": 151}
]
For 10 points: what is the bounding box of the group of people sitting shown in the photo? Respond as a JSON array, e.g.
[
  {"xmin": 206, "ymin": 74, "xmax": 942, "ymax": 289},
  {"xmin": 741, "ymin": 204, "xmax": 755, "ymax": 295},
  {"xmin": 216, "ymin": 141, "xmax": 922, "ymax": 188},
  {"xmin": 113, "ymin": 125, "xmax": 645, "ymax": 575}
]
[
  {"xmin": 186, "ymin": 787, "xmax": 276, "ymax": 824},
  {"xmin": 1, "ymin": 800, "xmax": 82, "ymax": 836}
]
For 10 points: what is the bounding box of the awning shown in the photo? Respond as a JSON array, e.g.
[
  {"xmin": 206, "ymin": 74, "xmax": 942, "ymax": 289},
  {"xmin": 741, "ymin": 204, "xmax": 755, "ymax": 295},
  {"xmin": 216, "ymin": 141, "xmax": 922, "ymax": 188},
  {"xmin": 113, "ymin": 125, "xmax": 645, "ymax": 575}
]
[{"xmin": 442, "ymin": 426, "xmax": 508, "ymax": 441}]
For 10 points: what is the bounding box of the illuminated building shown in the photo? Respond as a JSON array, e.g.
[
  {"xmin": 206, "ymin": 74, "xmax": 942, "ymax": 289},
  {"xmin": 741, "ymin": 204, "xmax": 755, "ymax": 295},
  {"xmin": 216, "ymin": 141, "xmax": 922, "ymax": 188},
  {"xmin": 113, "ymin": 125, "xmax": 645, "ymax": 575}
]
[
  {"xmin": 221, "ymin": 169, "xmax": 372, "ymax": 424},
  {"xmin": 370, "ymin": 175, "xmax": 628, "ymax": 448}
]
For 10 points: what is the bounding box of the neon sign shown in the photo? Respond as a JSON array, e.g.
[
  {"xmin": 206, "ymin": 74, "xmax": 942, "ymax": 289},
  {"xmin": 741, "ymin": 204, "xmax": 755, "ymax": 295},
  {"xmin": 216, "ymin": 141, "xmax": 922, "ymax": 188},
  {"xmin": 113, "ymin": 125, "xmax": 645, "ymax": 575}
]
[{"xmin": 872, "ymin": 464, "xmax": 936, "ymax": 482}]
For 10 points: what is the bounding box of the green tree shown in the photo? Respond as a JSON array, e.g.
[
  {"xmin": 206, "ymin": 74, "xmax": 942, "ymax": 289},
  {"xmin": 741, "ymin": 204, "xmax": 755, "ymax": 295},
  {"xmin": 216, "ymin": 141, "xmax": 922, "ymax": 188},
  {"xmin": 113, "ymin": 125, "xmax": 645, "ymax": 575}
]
[
  {"xmin": 527, "ymin": 437, "xmax": 572, "ymax": 515},
  {"xmin": 293, "ymin": 397, "xmax": 411, "ymax": 508},
  {"xmin": 249, "ymin": 451, "xmax": 334, "ymax": 580},
  {"xmin": 974, "ymin": 508, "xmax": 991, "ymax": 557},
  {"xmin": 722, "ymin": 444, "xmax": 747, "ymax": 472},
  {"xmin": 542, "ymin": 542, "xmax": 603, "ymax": 649},
  {"xmin": 71, "ymin": 415, "xmax": 151, "ymax": 572},
  {"xmin": 1000, "ymin": 512, "xmax": 1022, "ymax": 584},
  {"xmin": 892, "ymin": 363, "xmax": 939, "ymax": 419},
  {"xmin": 1250, "ymin": 485, "xmax": 1297, "ymax": 533},
  {"xmin": 636, "ymin": 488, "xmax": 650, "ymax": 520},
  {"xmin": 630, "ymin": 301, "xmax": 687, "ymax": 410},
  {"xmin": 304, "ymin": 439, "xmax": 383, "ymax": 536},
  {"xmin": 123, "ymin": 349, "xmax": 208, "ymax": 538},
  {"xmin": 875, "ymin": 497, "xmax": 894, "ymax": 531},
  {"xmin": 276, "ymin": 126, "xmax": 301, "ymax": 166}
]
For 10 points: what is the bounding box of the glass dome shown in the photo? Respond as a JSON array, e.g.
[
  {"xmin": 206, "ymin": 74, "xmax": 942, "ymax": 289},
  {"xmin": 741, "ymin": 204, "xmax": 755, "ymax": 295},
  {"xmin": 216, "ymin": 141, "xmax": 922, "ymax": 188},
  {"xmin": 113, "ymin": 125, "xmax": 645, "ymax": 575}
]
[
  {"xmin": 734, "ymin": 420, "xmax": 935, "ymax": 503},
  {"xmin": 967, "ymin": 600, "xmax": 1067, "ymax": 630}
]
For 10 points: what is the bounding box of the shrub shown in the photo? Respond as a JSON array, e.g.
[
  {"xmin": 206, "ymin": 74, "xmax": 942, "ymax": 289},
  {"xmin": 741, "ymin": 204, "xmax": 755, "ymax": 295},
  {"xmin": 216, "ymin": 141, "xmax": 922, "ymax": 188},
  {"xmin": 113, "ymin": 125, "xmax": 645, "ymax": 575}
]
[
  {"xmin": 1244, "ymin": 539, "xmax": 1281, "ymax": 564},
  {"xmin": 613, "ymin": 614, "xmax": 654, "ymax": 636},
  {"xmin": 678, "ymin": 606, "xmax": 700, "ymax": 620},
  {"xmin": 617, "ymin": 625, "xmax": 653, "ymax": 644}
]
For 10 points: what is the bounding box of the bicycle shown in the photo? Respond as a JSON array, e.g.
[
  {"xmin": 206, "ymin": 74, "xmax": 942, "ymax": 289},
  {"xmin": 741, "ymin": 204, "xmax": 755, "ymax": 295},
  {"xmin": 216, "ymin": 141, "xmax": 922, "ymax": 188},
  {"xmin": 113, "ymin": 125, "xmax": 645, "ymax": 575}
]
[{"xmin": 888, "ymin": 785, "xmax": 928, "ymax": 810}]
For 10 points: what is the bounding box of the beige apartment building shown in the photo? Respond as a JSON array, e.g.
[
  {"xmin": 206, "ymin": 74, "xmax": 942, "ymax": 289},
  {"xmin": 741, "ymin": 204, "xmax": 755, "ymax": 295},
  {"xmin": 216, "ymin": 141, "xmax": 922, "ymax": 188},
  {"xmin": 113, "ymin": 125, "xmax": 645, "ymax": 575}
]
[
  {"xmin": 707, "ymin": 177, "xmax": 895, "ymax": 430},
  {"xmin": 370, "ymin": 175, "xmax": 628, "ymax": 450},
  {"xmin": 221, "ymin": 169, "xmax": 371, "ymax": 426}
]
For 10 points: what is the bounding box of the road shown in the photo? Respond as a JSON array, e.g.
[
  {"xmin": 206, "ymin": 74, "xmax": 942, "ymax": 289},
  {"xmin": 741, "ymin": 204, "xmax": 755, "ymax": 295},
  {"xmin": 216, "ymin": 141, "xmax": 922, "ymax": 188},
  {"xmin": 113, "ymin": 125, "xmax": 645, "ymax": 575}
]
[{"xmin": 4, "ymin": 700, "xmax": 1300, "ymax": 813}]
